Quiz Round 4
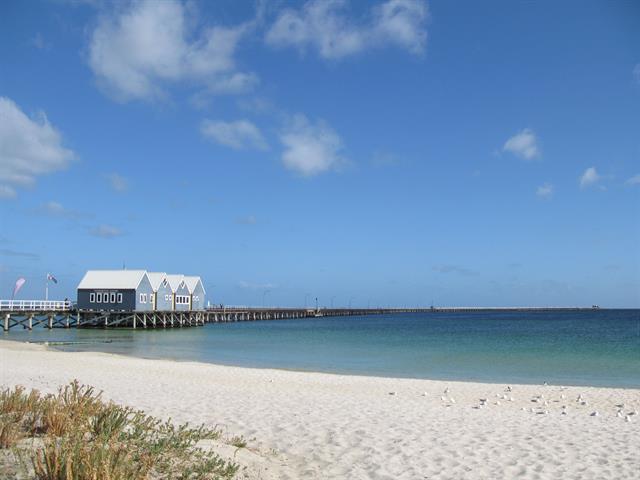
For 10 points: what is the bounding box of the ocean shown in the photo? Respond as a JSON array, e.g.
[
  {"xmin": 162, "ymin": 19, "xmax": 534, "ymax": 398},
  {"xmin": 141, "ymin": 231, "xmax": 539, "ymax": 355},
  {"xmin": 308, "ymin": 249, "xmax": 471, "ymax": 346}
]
[{"xmin": 4, "ymin": 310, "xmax": 639, "ymax": 388}]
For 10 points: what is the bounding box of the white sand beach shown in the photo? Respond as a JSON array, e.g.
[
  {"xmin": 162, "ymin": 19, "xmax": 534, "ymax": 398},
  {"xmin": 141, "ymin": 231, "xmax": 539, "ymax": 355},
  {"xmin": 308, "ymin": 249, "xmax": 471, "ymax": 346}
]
[{"xmin": 1, "ymin": 339, "xmax": 638, "ymax": 479}]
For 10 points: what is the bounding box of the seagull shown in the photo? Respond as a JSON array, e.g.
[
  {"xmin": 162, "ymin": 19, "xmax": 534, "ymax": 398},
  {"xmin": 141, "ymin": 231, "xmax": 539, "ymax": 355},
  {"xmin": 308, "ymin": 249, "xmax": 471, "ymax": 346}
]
[
  {"xmin": 560, "ymin": 394, "xmax": 566, "ymax": 400},
  {"xmin": 590, "ymin": 411, "xmax": 599, "ymax": 417},
  {"xmin": 450, "ymin": 398, "xmax": 456, "ymax": 404},
  {"xmin": 441, "ymin": 396, "xmax": 446, "ymax": 402},
  {"xmin": 506, "ymin": 386, "xmax": 512, "ymax": 392},
  {"xmin": 389, "ymin": 392, "xmax": 396, "ymax": 396},
  {"xmin": 625, "ymin": 415, "xmax": 632, "ymax": 423},
  {"xmin": 495, "ymin": 400, "xmax": 501, "ymax": 406},
  {"xmin": 509, "ymin": 396, "xmax": 514, "ymax": 402},
  {"xmin": 444, "ymin": 387, "xmax": 450, "ymax": 394},
  {"xmin": 422, "ymin": 392, "xmax": 428, "ymax": 397},
  {"xmin": 617, "ymin": 410, "xmax": 623, "ymax": 418}
]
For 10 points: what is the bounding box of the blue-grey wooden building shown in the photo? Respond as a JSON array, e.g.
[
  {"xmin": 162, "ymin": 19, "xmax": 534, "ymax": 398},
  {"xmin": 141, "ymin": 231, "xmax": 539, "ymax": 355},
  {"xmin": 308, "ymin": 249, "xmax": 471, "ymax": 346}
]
[
  {"xmin": 148, "ymin": 272, "xmax": 173, "ymax": 311},
  {"xmin": 77, "ymin": 270, "xmax": 154, "ymax": 312},
  {"xmin": 77, "ymin": 270, "xmax": 206, "ymax": 312},
  {"xmin": 185, "ymin": 276, "xmax": 206, "ymax": 310},
  {"xmin": 166, "ymin": 274, "xmax": 191, "ymax": 311}
]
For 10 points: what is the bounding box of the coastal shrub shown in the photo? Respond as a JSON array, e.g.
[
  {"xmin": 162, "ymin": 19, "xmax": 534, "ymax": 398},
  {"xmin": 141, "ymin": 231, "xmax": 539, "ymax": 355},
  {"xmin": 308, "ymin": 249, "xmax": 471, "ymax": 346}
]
[{"xmin": 0, "ymin": 382, "xmax": 239, "ymax": 480}]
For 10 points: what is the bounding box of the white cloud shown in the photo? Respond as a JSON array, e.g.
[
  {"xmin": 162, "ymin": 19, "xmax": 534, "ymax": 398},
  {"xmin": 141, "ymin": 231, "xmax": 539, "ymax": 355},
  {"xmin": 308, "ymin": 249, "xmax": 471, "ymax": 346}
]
[
  {"xmin": 236, "ymin": 215, "xmax": 257, "ymax": 225},
  {"xmin": 201, "ymin": 120, "xmax": 267, "ymax": 150},
  {"xmin": 0, "ymin": 185, "xmax": 16, "ymax": 199},
  {"xmin": 89, "ymin": 224, "xmax": 123, "ymax": 238},
  {"xmin": 37, "ymin": 201, "xmax": 91, "ymax": 219},
  {"xmin": 634, "ymin": 64, "xmax": 640, "ymax": 84},
  {"xmin": 279, "ymin": 115, "xmax": 345, "ymax": 176},
  {"xmin": 88, "ymin": 0, "xmax": 255, "ymax": 101},
  {"xmin": 265, "ymin": 0, "xmax": 427, "ymax": 60},
  {"xmin": 625, "ymin": 174, "xmax": 640, "ymax": 185},
  {"xmin": 503, "ymin": 128, "xmax": 539, "ymax": 160},
  {"xmin": 0, "ymin": 97, "xmax": 74, "ymax": 199},
  {"xmin": 579, "ymin": 167, "xmax": 601, "ymax": 188},
  {"xmin": 536, "ymin": 182, "xmax": 553, "ymax": 199},
  {"xmin": 105, "ymin": 173, "xmax": 129, "ymax": 192}
]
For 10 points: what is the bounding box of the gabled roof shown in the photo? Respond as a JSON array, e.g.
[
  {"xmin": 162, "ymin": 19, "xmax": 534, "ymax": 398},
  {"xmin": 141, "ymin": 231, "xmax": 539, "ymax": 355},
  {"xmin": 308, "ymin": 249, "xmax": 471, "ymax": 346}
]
[
  {"xmin": 165, "ymin": 274, "xmax": 185, "ymax": 293},
  {"xmin": 184, "ymin": 276, "xmax": 205, "ymax": 295},
  {"xmin": 77, "ymin": 270, "xmax": 148, "ymax": 290},
  {"xmin": 147, "ymin": 272, "xmax": 167, "ymax": 291}
]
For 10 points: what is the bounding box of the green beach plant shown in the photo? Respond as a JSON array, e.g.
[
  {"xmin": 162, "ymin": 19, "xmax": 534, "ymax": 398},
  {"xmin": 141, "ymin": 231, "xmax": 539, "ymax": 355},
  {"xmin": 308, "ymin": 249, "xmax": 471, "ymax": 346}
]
[{"xmin": 0, "ymin": 382, "xmax": 239, "ymax": 480}]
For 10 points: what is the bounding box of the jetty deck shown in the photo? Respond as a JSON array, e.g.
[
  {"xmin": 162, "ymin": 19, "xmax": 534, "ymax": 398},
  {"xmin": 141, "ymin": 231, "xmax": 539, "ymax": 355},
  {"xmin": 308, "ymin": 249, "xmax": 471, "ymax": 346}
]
[{"xmin": 0, "ymin": 300, "xmax": 599, "ymax": 332}]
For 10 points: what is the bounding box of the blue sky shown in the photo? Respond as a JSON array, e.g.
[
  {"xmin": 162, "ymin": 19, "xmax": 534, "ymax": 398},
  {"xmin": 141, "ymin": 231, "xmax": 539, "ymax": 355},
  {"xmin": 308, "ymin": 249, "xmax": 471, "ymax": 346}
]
[{"xmin": 0, "ymin": 0, "xmax": 639, "ymax": 307}]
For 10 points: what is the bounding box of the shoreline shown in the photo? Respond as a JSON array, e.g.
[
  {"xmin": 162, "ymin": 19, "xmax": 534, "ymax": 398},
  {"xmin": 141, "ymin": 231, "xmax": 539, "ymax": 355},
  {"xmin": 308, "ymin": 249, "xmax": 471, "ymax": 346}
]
[
  {"xmin": 2, "ymin": 339, "xmax": 639, "ymax": 479},
  {"xmin": 12, "ymin": 337, "xmax": 639, "ymax": 390}
]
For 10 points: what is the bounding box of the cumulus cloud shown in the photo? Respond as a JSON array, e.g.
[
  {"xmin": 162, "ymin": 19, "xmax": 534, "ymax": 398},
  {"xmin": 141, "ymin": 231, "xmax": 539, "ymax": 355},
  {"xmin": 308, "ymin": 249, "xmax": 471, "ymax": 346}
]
[
  {"xmin": 579, "ymin": 167, "xmax": 601, "ymax": 189},
  {"xmin": 201, "ymin": 119, "xmax": 267, "ymax": 150},
  {"xmin": 105, "ymin": 173, "xmax": 129, "ymax": 192},
  {"xmin": 279, "ymin": 115, "xmax": 345, "ymax": 176},
  {"xmin": 88, "ymin": 0, "xmax": 256, "ymax": 101},
  {"xmin": 265, "ymin": 0, "xmax": 427, "ymax": 60},
  {"xmin": 536, "ymin": 182, "xmax": 553, "ymax": 199},
  {"xmin": 0, "ymin": 97, "xmax": 74, "ymax": 199},
  {"xmin": 625, "ymin": 174, "xmax": 640, "ymax": 186},
  {"xmin": 503, "ymin": 128, "xmax": 539, "ymax": 160},
  {"xmin": 89, "ymin": 224, "xmax": 123, "ymax": 238}
]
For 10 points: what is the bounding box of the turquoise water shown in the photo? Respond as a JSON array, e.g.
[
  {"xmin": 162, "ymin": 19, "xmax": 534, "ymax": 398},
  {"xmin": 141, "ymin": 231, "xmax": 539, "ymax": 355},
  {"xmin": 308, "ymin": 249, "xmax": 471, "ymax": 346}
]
[{"xmin": 4, "ymin": 310, "xmax": 640, "ymax": 388}]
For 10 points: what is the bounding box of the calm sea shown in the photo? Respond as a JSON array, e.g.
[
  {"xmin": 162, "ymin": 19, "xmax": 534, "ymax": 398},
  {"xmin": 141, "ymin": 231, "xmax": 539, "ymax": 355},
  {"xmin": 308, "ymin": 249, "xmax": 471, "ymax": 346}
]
[{"xmin": 4, "ymin": 310, "xmax": 640, "ymax": 388}]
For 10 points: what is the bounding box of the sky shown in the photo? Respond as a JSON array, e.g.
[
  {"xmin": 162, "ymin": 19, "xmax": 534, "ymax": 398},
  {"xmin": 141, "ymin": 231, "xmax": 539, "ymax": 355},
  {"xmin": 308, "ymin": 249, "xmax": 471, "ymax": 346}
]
[{"xmin": 0, "ymin": 0, "xmax": 639, "ymax": 308}]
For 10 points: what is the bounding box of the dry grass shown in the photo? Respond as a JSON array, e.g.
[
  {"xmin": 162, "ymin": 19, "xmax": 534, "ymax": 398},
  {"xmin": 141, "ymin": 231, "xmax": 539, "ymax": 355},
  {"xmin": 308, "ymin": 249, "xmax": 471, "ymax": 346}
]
[{"xmin": 0, "ymin": 381, "xmax": 239, "ymax": 480}]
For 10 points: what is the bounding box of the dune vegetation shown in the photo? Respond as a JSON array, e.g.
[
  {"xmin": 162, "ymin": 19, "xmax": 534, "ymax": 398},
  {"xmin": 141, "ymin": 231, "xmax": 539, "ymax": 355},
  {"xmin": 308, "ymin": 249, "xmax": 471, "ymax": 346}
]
[{"xmin": 0, "ymin": 381, "xmax": 239, "ymax": 480}]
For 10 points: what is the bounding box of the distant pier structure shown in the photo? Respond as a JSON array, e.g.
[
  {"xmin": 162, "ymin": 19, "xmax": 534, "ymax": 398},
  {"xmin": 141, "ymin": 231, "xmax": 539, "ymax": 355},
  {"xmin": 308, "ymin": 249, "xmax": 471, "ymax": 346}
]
[{"xmin": 0, "ymin": 269, "xmax": 601, "ymax": 332}]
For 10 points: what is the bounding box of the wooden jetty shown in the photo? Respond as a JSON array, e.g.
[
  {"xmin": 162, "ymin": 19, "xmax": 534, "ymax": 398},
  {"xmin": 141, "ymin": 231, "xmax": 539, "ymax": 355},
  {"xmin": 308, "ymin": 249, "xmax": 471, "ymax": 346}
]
[{"xmin": 0, "ymin": 300, "xmax": 599, "ymax": 332}]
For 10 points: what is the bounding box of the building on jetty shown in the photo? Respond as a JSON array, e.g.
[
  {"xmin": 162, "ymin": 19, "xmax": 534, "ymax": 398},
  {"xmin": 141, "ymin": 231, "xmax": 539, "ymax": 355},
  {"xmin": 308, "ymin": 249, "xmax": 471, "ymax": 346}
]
[{"xmin": 77, "ymin": 270, "xmax": 206, "ymax": 312}]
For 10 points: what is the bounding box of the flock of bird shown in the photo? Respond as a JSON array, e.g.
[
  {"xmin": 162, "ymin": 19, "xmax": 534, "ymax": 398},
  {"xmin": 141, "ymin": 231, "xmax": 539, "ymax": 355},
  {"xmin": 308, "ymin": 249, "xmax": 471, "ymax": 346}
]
[{"xmin": 387, "ymin": 384, "xmax": 638, "ymax": 422}]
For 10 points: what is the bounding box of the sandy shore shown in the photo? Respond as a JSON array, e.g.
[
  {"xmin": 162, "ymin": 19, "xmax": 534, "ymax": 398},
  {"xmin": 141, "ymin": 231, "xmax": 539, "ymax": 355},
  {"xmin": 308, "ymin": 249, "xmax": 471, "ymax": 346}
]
[{"xmin": 1, "ymin": 339, "xmax": 638, "ymax": 479}]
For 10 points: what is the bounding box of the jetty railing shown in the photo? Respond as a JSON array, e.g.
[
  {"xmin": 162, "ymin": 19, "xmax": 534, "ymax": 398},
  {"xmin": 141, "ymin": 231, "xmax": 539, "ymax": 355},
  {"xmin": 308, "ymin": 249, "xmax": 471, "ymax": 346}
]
[{"xmin": 0, "ymin": 300, "xmax": 71, "ymax": 312}]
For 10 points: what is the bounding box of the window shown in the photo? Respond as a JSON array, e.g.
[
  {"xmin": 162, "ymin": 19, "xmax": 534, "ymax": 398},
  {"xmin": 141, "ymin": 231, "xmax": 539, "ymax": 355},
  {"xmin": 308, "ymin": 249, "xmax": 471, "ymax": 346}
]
[
  {"xmin": 140, "ymin": 293, "xmax": 146, "ymax": 303},
  {"xmin": 194, "ymin": 296, "xmax": 199, "ymax": 302},
  {"xmin": 165, "ymin": 294, "xmax": 169, "ymax": 301},
  {"xmin": 97, "ymin": 292, "xmax": 103, "ymax": 303},
  {"xmin": 110, "ymin": 293, "xmax": 116, "ymax": 303},
  {"xmin": 175, "ymin": 295, "xmax": 190, "ymax": 305},
  {"xmin": 90, "ymin": 293, "xmax": 95, "ymax": 303},
  {"xmin": 117, "ymin": 293, "xmax": 122, "ymax": 303}
]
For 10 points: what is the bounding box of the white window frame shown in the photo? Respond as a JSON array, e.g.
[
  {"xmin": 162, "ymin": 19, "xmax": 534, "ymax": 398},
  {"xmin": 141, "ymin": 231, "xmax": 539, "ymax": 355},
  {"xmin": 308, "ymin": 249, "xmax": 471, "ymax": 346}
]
[
  {"xmin": 140, "ymin": 293, "xmax": 145, "ymax": 303},
  {"xmin": 97, "ymin": 292, "xmax": 103, "ymax": 303},
  {"xmin": 117, "ymin": 293, "xmax": 123, "ymax": 304},
  {"xmin": 90, "ymin": 292, "xmax": 95, "ymax": 303},
  {"xmin": 110, "ymin": 292, "xmax": 116, "ymax": 303},
  {"xmin": 165, "ymin": 294, "xmax": 169, "ymax": 301}
]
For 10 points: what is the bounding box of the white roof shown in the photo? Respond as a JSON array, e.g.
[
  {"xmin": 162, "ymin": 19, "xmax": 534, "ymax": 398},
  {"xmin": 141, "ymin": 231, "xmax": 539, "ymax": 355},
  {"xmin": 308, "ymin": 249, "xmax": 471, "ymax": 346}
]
[
  {"xmin": 165, "ymin": 274, "xmax": 185, "ymax": 292},
  {"xmin": 184, "ymin": 276, "xmax": 205, "ymax": 294},
  {"xmin": 77, "ymin": 270, "xmax": 148, "ymax": 290},
  {"xmin": 147, "ymin": 272, "xmax": 167, "ymax": 291}
]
